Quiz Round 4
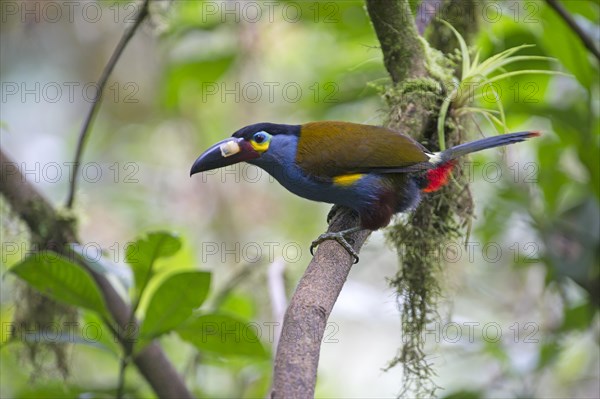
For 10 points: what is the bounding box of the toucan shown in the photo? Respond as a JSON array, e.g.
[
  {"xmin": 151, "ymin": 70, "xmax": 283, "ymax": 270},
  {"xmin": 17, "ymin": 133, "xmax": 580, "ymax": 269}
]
[{"xmin": 191, "ymin": 121, "xmax": 539, "ymax": 262}]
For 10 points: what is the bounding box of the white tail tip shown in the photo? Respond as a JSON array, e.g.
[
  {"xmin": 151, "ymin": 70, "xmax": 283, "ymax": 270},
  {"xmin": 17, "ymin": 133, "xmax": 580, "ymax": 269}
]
[{"xmin": 427, "ymin": 152, "xmax": 442, "ymax": 164}]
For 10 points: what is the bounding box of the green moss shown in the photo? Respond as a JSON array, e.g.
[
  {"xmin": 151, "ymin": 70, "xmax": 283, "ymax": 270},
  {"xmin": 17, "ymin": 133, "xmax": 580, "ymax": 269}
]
[
  {"xmin": 378, "ymin": 17, "xmax": 474, "ymax": 399},
  {"xmin": 385, "ymin": 181, "xmax": 468, "ymax": 398},
  {"xmin": 421, "ymin": 38, "xmax": 455, "ymax": 84},
  {"xmin": 366, "ymin": 0, "xmax": 428, "ymax": 83},
  {"xmin": 3, "ymin": 199, "xmax": 79, "ymax": 379},
  {"xmin": 12, "ymin": 283, "xmax": 77, "ymax": 379}
]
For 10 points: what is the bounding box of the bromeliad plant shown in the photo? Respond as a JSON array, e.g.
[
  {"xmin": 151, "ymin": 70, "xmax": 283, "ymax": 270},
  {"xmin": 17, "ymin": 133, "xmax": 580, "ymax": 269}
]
[
  {"xmin": 437, "ymin": 20, "xmax": 569, "ymax": 150},
  {"xmin": 388, "ymin": 20, "xmax": 570, "ymax": 398}
]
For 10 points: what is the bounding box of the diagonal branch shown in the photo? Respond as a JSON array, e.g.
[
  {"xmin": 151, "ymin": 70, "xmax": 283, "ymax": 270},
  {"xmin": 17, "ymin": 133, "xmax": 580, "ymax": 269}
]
[
  {"xmin": 271, "ymin": 209, "xmax": 370, "ymax": 398},
  {"xmin": 66, "ymin": 0, "xmax": 151, "ymax": 209},
  {"xmin": 546, "ymin": 0, "xmax": 600, "ymax": 62},
  {"xmin": 1, "ymin": 149, "xmax": 193, "ymax": 399}
]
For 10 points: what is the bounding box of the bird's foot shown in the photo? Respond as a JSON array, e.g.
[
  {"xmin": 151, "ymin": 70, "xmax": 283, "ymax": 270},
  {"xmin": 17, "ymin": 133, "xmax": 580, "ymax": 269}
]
[{"xmin": 310, "ymin": 227, "xmax": 362, "ymax": 264}]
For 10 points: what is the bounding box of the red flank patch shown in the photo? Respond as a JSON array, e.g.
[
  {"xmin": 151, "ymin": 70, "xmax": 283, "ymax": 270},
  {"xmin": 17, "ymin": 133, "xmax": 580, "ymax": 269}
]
[{"xmin": 423, "ymin": 161, "xmax": 455, "ymax": 192}]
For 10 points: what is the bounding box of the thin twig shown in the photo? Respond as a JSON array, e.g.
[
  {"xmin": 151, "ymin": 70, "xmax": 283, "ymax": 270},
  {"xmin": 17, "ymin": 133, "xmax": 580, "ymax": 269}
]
[
  {"xmin": 66, "ymin": 0, "xmax": 151, "ymax": 209},
  {"xmin": 546, "ymin": 0, "xmax": 600, "ymax": 62}
]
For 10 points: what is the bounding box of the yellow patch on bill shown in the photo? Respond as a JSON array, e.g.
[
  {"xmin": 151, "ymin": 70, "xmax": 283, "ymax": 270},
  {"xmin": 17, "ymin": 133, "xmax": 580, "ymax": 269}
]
[{"xmin": 332, "ymin": 173, "xmax": 364, "ymax": 186}]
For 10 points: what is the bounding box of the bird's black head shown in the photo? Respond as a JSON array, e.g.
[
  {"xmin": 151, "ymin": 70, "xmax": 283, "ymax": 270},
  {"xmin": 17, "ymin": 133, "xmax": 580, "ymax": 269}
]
[
  {"xmin": 231, "ymin": 122, "xmax": 300, "ymax": 140},
  {"xmin": 190, "ymin": 123, "xmax": 300, "ymax": 175}
]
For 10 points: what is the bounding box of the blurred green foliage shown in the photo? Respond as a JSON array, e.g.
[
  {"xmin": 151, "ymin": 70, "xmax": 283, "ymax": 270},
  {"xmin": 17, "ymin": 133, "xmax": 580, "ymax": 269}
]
[{"xmin": 1, "ymin": 1, "xmax": 598, "ymax": 398}]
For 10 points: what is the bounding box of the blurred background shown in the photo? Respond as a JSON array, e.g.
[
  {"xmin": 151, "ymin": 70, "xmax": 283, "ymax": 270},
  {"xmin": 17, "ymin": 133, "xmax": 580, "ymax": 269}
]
[{"xmin": 1, "ymin": 0, "xmax": 598, "ymax": 398}]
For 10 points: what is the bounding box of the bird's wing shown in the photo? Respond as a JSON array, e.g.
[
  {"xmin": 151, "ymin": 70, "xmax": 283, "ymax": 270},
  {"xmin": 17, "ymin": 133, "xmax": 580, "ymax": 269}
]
[{"xmin": 296, "ymin": 121, "xmax": 432, "ymax": 179}]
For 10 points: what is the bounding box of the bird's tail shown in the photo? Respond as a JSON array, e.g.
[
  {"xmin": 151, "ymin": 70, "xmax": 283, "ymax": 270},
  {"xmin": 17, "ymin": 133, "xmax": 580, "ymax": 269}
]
[
  {"xmin": 421, "ymin": 131, "xmax": 540, "ymax": 193},
  {"xmin": 433, "ymin": 131, "xmax": 540, "ymax": 164}
]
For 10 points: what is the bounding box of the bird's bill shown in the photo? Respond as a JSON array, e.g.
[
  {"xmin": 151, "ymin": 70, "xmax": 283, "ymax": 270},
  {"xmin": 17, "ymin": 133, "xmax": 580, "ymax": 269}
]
[{"xmin": 190, "ymin": 137, "xmax": 259, "ymax": 175}]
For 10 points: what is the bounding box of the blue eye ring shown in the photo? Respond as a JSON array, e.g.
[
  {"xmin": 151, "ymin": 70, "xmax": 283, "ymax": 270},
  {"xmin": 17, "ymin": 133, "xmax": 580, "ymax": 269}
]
[{"xmin": 253, "ymin": 131, "xmax": 269, "ymax": 144}]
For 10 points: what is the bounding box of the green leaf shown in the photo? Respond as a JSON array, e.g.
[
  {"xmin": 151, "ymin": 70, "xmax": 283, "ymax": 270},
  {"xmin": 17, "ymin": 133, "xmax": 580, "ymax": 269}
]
[
  {"xmin": 440, "ymin": 19, "xmax": 470, "ymax": 79},
  {"xmin": 442, "ymin": 391, "xmax": 482, "ymax": 399},
  {"xmin": 219, "ymin": 293, "xmax": 256, "ymax": 320},
  {"xmin": 538, "ymin": 341, "xmax": 561, "ymax": 370},
  {"xmin": 10, "ymin": 252, "xmax": 109, "ymax": 318},
  {"xmin": 540, "ymin": 5, "xmax": 595, "ymax": 88},
  {"xmin": 125, "ymin": 231, "xmax": 182, "ymax": 298},
  {"xmin": 562, "ymin": 303, "xmax": 594, "ymax": 332},
  {"xmin": 176, "ymin": 313, "xmax": 268, "ymax": 358},
  {"xmin": 484, "ymin": 69, "xmax": 570, "ymax": 86},
  {"xmin": 138, "ymin": 271, "xmax": 211, "ymax": 345},
  {"xmin": 472, "ymin": 44, "xmax": 535, "ymax": 77},
  {"xmin": 161, "ymin": 56, "xmax": 236, "ymax": 110},
  {"xmin": 81, "ymin": 310, "xmax": 120, "ymax": 357}
]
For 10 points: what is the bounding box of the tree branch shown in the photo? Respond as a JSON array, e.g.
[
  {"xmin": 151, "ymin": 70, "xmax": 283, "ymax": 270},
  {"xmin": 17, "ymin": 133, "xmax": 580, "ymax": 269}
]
[
  {"xmin": 271, "ymin": 209, "xmax": 370, "ymax": 398},
  {"xmin": 66, "ymin": 0, "xmax": 150, "ymax": 209},
  {"xmin": 365, "ymin": 0, "xmax": 427, "ymax": 82},
  {"xmin": 545, "ymin": 0, "xmax": 600, "ymax": 62},
  {"xmin": 1, "ymin": 149, "xmax": 193, "ymax": 399},
  {"xmin": 426, "ymin": 0, "xmax": 480, "ymax": 57}
]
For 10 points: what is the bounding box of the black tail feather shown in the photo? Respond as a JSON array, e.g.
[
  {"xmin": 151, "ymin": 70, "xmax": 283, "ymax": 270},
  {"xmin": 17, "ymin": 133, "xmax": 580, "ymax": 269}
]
[{"xmin": 439, "ymin": 131, "xmax": 540, "ymax": 163}]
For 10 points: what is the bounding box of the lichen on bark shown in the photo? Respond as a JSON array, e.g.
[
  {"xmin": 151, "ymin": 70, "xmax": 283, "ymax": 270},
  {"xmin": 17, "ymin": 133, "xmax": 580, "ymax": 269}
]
[
  {"xmin": 366, "ymin": 0, "xmax": 478, "ymax": 397},
  {"xmin": 1, "ymin": 201, "xmax": 77, "ymax": 379}
]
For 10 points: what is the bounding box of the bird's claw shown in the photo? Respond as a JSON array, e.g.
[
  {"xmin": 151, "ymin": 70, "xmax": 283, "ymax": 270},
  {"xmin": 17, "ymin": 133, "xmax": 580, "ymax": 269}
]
[{"xmin": 310, "ymin": 231, "xmax": 360, "ymax": 264}]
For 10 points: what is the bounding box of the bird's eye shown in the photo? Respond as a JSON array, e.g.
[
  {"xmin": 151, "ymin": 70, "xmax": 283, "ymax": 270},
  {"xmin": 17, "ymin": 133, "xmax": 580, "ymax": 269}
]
[
  {"xmin": 253, "ymin": 132, "xmax": 268, "ymax": 143},
  {"xmin": 249, "ymin": 131, "xmax": 271, "ymax": 152}
]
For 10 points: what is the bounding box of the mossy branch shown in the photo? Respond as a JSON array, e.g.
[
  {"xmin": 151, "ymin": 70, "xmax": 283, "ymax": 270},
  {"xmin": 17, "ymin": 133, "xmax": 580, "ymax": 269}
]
[
  {"xmin": 366, "ymin": 0, "xmax": 427, "ymax": 82},
  {"xmin": 427, "ymin": 0, "xmax": 481, "ymax": 56},
  {"xmin": 1, "ymin": 149, "xmax": 193, "ymax": 399},
  {"xmin": 374, "ymin": 1, "xmax": 482, "ymax": 397}
]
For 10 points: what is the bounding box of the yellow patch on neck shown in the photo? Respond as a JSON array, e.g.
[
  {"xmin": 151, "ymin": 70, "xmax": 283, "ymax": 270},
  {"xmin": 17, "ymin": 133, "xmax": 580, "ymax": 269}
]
[
  {"xmin": 332, "ymin": 173, "xmax": 364, "ymax": 186},
  {"xmin": 250, "ymin": 141, "xmax": 269, "ymax": 153}
]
